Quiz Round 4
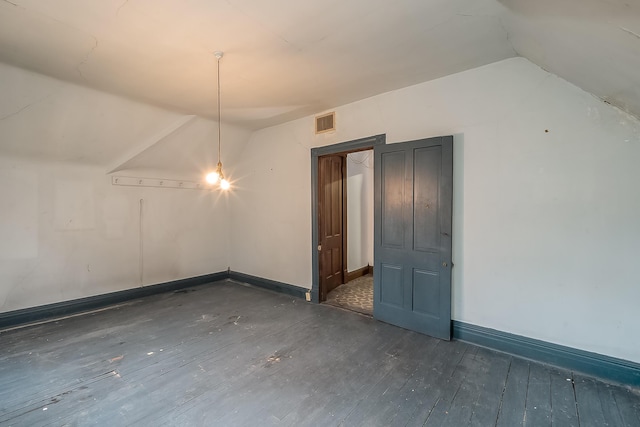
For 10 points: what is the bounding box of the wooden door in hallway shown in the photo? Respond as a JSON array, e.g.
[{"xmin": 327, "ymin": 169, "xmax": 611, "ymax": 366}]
[{"xmin": 318, "ymin": 154, "xmax": 347, "ymax": 301}]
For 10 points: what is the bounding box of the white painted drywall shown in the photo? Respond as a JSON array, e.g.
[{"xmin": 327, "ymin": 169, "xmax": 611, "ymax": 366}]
[
  {"xmin": 0, "ymin": 63, "xmax": 251, "ymax": 312},
  {"xmin": 346, "ymin": 151, "xmax": 374, "ymax": 272},
  {"xmin": 0, "ymin": 155, "xmax": 232, "ymax": 312},
  {"xmin": 230, "ymin": 57, "xmax": 640, "ymax": 363}
]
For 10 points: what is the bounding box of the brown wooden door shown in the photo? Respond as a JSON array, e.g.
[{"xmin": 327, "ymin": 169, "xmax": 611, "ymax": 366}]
[{"xmin": 318, "ymin": 154, "xmax": 346, "ymax": 301}]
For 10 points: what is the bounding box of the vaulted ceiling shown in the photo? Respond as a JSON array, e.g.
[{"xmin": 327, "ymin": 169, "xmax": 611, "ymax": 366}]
[{"xmin": 1, "ymin": 0, "xmax": 639, "ymax": 130}]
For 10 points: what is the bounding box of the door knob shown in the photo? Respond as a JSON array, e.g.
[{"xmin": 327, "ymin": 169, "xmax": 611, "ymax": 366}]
[
  {"xmin": 318, "ymin": 245, "xmax": 322, "ymax": 251},
  {"xmin": 442, "ymin": 262, "xmax": 448, "ymax": 267}
]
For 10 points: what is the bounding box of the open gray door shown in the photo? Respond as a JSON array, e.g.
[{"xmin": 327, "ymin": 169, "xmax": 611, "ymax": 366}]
[{"xmin": 373, "ymin": 136, "xmax": 453, "ymax": 340}]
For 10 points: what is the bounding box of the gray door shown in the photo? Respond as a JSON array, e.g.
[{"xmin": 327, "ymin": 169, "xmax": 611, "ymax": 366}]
[{"xmin": 373, "ymin": 136, "xmax": 453, "ymax": 340}]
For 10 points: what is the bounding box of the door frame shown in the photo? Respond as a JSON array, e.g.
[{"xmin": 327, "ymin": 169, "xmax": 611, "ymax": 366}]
[{"xmin": 310, "ymin": 134, "xmax": 385, "ymax": 303}]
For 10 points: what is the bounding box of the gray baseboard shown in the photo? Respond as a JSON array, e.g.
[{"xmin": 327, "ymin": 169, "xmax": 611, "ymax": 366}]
[
  {"xmin": 0, "ymin": 271, "xmax": 308, "ymax": 331},
  {"xmin": 3, "ymin": 272, "xmax": 637, "ymax": 388},
  {"xmin": 228, "ymin": 271, "xmax": 308, "ymax": 299},
  {"xmin": 453, "ymin": 320, "xmax": 640, "ymax": 387},
  {"xmin": 0, "ymin": 272, "xmax": 228, "ymax": 330}
]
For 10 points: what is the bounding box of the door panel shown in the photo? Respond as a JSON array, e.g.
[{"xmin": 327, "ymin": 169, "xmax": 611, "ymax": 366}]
[
  {"xmin": 318, "ymin": 155, "xmax": 346, "ymax": 300},
  {"xmin": 380, "ymin": 263, "xmax": 404, "ymax": 307},
  {"xmin": 412, "ymin": 269, "xmax": 440, "ymax": 317},
  {"xmin": 413, "ymin": 146, "xmax": 441, "ymax": 252},
  {"xmin": 381, "ymin": 151, "xmax": 406, "ymax": 249},
  {"xmin": 373, "ymin": 136, "xmax": 453, "ymax": 340}
]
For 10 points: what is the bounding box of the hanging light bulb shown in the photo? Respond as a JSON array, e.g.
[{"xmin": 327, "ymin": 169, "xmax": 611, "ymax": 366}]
[
  {"xmin": 218, "ymin": 165, "xmax": 230, "ymax": 190},
  {"xmin": 205, "ymin": 170, "xmax": 219, "ymax": 184},
  {"xmin": 205, "ymin": 51, "xmax": 230, "ymax": 190},
  {"xmin": 206, "ymin": 161, "xmax": 223, "ymax": 184}
]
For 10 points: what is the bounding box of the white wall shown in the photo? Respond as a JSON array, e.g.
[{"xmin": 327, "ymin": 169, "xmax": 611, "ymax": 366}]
[
  {"xmin": 346, "ymin": 151, "xmax": 373, "ymax": 271},
  {"xmin": 0, "ymin": 63, "xmax": 251, "ymax": 313},
  {"xmin": 230, "ymin": 57, "xmax": 640, "ymax": 363},
  {"xmin": 0, "ymin": 156, "xmax": 232, "ymax": 312}
]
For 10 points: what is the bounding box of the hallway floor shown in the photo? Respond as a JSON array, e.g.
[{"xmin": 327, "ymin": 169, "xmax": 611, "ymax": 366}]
[{"xmin": 324, "ymin": 274, "xmax": 373, "ymax": 315}]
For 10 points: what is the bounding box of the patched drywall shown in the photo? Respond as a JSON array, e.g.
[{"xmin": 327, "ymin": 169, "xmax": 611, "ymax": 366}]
[{"xmin": 230, "ymin": 57, "xmax": 640, "ymax": 363}]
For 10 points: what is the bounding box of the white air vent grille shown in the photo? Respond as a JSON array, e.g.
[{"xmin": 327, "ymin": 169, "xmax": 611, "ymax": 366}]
[{"xmin": 315, "ymin": 112, "xmax": 335, "ymax": 134}]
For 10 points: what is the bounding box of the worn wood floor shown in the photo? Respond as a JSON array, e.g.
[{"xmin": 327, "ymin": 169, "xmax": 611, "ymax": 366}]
[{"xmin": 0, "ymin": 280, "xmax": 638, "ymax": 426}]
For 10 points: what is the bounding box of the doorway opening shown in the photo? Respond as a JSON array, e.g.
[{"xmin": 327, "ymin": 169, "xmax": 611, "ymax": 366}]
[
  {"xmin": 312, "ymin": 134, "xmax": 453, "ymax": 340},
  {"xmin": 310, "ymin": 135, "xmax": 385, "ymax": 315}
]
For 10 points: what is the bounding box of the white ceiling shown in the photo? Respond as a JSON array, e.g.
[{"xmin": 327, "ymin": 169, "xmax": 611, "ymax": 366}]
[{"xmin": 0, "ymin": 0, "xmax": 639, "ymax": 129}]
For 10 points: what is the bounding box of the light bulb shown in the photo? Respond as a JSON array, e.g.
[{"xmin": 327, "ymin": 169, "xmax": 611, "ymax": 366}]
[
  {"xmin": 220, "ymin": 178, "xmax": 230, "ymax": 190},
  {"xmin": 206, "ymin": 171, "xmax": 219, "ymax": 184}
]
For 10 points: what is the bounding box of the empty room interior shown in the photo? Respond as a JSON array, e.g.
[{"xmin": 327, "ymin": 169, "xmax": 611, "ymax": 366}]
[{"xmin": 1, "ymin": 0, "xmax": 640, "ymax": 425}]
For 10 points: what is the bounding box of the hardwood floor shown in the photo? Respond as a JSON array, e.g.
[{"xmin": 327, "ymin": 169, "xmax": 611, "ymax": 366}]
[{"xmin": 1, "ymin": 280, "xmax": 638, "ymax": 426}]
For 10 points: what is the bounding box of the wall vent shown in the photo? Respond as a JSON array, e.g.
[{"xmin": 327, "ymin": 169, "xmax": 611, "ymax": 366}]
[{"xmin": 315, "ymin": 112, "xmax": 335, "ymax": 134}]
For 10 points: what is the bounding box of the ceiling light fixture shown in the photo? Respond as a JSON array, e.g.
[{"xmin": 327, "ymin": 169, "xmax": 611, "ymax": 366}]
[{"xmin": 205, "ymin": 51, "xmax": 230, "ymax": 190}]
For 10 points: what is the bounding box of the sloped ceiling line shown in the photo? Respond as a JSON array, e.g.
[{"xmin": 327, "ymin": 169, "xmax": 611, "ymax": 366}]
[{"xmin": 107, "ymin": 114, "xmax": 197, "ymax": 174}]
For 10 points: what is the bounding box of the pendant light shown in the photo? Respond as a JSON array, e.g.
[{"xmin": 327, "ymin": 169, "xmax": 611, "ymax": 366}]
[{"xmin": 205, "ymin": 51, "xmax": 230, "ymax": 190}]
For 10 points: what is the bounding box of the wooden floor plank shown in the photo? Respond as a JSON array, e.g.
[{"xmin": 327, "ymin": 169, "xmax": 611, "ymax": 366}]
[
  {"xmin": 574, "ymin": 374, "xmax": 608, "ymax": 427},
  {"xmin": 495, "ymin": 356, "xmax": 530, "ymax": 427},
  {"xmin": 610, "ymin": 385, "xmax": 640, "ymax": 427},
  {"xmin": 420, "ymin": 345, "xmax": 480, "ymax": 426},
  {"xmin": 549, "ymin": 367, "xmax": 579, "ymax": 427},
  {"xmin": 428, "ymin": 346, "xmax": 485, "ymax": 427},
  {"xmin": 467, "ymin": 348, "xmax": 512, "ymax": 427},
  {"xmin": 1, "ymin": 280, "xmax": 638, "ymax": 427},
  {"xmin": 337, "ymin": 331, "xmax": 440, "ymax": 426},
  {"xmin": 401, "ymin": 339, "xmax": 472, "ymax": 427},
  {"xmin": 595, "ymin": 380, "xmax": 625, "ymax": 427},
  {"xmin": 276, "ymin": 320, "xmax": 410, "ymax": 426},
  {"xmin": 524, "ymin": 362, "xmax": 552, "ymax": 426},
  {"xmin": 357, "ymin": 339, "xmax": 452, "ymax": 427}
]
